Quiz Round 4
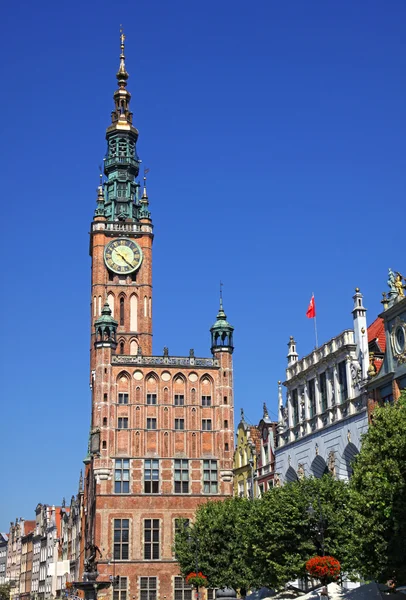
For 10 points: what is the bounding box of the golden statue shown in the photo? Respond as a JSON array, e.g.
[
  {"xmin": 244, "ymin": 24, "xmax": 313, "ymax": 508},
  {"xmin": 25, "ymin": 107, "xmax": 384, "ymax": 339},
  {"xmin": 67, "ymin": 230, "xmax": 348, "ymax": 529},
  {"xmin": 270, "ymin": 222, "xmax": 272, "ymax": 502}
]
[{"xmin": 395, "ymin": 273, "xmax": 406, "ymax": 298}]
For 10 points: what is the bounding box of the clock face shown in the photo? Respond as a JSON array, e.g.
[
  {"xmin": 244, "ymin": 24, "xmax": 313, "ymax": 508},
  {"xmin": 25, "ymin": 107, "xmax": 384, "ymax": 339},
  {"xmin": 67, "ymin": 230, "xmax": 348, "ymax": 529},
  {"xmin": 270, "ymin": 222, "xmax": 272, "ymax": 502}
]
[{"xmin": 104, "ymin": 238, "xmax": 143, "ymax": 274}]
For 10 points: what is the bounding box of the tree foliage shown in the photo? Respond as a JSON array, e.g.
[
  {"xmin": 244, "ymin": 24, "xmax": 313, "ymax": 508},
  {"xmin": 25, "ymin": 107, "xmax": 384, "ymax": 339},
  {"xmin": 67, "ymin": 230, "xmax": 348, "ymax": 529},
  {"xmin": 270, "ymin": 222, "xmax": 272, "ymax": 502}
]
[
  {"xmin": 174, "ymin": 497, "xmax": 255, "ymax": 592},
  {"xmin": 350, "ymin": 391, "xmax": 406, "ymax": 584},
  {"xmin": 250, "ymin": 476, "xmax": 354, "ymax": 589},
  {"xmin": 174, "ymin": 477, "xmax": 354, "ymax": 591},
  {"xmin": 0, "ymin": 583, "xmax": 11, "ymax": 600}
]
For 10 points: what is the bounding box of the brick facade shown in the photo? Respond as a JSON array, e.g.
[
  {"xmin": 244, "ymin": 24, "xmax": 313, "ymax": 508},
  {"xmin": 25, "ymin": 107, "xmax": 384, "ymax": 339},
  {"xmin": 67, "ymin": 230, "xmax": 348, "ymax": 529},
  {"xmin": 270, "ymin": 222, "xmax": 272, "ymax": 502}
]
[{"xmin": 83, "ymin": 35, "xmax": 235, "ymax": 600}]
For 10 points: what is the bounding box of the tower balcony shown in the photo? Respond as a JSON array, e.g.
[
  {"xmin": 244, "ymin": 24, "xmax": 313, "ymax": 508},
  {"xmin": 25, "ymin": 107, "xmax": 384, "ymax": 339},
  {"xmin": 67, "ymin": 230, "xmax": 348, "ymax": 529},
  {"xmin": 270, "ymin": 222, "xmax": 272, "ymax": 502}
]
[{"xmin": 104, "ymin": 156, "xmax": 140, "ymax": 170}]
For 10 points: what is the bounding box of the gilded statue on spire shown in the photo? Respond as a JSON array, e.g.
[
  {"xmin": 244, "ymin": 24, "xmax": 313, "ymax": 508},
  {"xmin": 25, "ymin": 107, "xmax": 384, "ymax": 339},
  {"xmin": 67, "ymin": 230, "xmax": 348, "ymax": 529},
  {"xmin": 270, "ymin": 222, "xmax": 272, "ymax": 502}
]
[{"xmin": 385, "ymin": 268, "xmax": 406, "ymax": 309}]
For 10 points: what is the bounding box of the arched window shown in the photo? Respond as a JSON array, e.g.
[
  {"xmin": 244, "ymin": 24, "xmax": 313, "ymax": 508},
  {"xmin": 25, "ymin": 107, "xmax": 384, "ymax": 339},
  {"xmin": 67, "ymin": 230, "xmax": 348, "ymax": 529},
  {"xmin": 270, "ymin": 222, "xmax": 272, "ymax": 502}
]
[
  {"xmin": 130, "ymin": 340, "xmax": 138, "ymax": 355},
  {"xmin": 120, "ymin": 297, "xmax": 125, "ymax": 326},
  {"xmin": 120, "ymin": 341, "xmax": 124, "ymax": 355},
  {"xmin": 130, "ymin": 295, "xmax": 138, "ymax": 331},
  {"xmin": 108, "ymin": 293, "xmax": 115, "ymax": 317},
  {"xmin": 144, "ymin": 296, "xmax": 148, "ymax": 317}
]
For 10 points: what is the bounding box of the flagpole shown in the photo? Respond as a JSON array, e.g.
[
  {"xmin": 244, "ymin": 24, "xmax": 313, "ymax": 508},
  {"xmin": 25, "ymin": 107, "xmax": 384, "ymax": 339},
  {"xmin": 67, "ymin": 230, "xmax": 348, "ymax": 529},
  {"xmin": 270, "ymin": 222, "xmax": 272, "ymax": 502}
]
[{"xmin": 313, "ymin": 291, "xmax": 319, "ymax": 348}]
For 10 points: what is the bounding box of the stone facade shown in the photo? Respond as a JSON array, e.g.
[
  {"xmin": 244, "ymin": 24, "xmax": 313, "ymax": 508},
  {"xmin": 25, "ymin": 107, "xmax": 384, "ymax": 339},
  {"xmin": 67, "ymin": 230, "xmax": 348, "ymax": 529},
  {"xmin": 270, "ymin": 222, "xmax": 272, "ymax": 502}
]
[
  {"xmin": 6, "ymin": 519, "xmax": 36, "ymax": 600},
  {"xmin": 82, "ymin": 34, "xmax": 235, "ymax": 600},
  {"xmin": 256, "ymin": 404, "xmax": 278, "ymax": 495},
  {"xmin": 275, "ymin": 290, "xmax": 374, "ymax": 483}
]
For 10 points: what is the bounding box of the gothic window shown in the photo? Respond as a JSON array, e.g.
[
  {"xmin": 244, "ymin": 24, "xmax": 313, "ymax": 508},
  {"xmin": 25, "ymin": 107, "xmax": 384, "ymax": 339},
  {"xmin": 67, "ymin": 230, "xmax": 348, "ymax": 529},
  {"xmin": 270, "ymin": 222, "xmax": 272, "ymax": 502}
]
[
  {"xmin": 113, "ymin": 519, "xmax": 129, "ymax": 560},
  {"xmin": 224, "ymin": 420, "xmax": 228, "ymax": 428},
  {"xmin": 130, "ymin": 295, "xmax": 138, "ymax": 331},
  {"xmin": 223, "ymin": 396, "xmax": 228, "ymax": 404},
  {"xmin": 130, "ymin": 340, "xmax": 138, "ymax": 355},
  {"xmin": 93, "ymin": 296, "xmax": 97, "ymax": 317},
  {"xmin": 120, "ymin": 341, "xmax": 124, "ymax": 355},
  {"xmin": 144, "ymin": 296, "xmax": 148, "ymax": 317},
  {"xmin": 103, "ymin": 417, "xmax": 107, "ymax": 426},
  {"xmin": 120, "ymin": 297, "xmax": 125, "ymax": 326},
  {"xmin": 203, "ymin": 460, "xmax": 218, "ymax": 494},
  {"xmin": 144, "ymin": 519, "xmax": 159, "ymax": 560},
  {"xmin": 174, "ymin": 460, "xmax": 189, "ymax": 494},
  {"xmin": 107, "ymin": 293, "xmax": 115, "ymax": 316},
  {"xmin": 140, "ymin": 578, "xmax": 157, "ymax": 600},
  {"xmin": 114, "ymin": 460, "xmax": 130, "ymax": 494},
  {"xmin": 225, "ymin": 442, "xmax": 229, "ymax": 451},
  {"xmin": 144, "ymin": 459, "xmax": 159, "ymax": 494}
]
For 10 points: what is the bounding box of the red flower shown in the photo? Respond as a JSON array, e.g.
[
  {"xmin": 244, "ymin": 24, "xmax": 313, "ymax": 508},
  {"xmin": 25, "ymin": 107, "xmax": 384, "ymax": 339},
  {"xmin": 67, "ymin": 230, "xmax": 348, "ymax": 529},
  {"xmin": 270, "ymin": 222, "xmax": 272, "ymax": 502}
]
[
  {"xmin": 306, "ymin": 556, "xmax": 341, "ymax": 583},
  {"xmin": 186, "ymin": 572, "xmax": 208, "ymax": 587}
]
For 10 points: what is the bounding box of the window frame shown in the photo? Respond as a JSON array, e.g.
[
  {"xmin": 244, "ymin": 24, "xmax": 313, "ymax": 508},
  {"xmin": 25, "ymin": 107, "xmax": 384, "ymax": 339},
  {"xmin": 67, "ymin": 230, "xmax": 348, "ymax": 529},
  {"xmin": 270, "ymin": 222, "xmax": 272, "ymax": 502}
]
[
  {"xmin": 113, "ymin": 519, "xmax": 129, "ymax": 560},
  {"xmin": 203, "ymin": 459, "xmax": 218, "ymax": 494},
  {"xmin": 174, "ymin": 459, "xmax": 189, "ymax": 494},
  {"xmin": 174, "ymin": 418, "xmax": 185, "ymax": 430},
  {"xmin": 117, "ymin": 417, "xmax": 129, "ymax": 430},
  {"xmin": 146, "ymin": 417, "xmax": 157, "ymax": 430},
  {"xmin": 202, "ymin": 419, "xmax": 212, "ymax": 431},
  {"xmin": 146, "ymin": 393, "xmax": 157, "ymax": 405},
  {"xmin": 144, "ymin": 459, "xmax": 159, "ymax": 494},
  {"xmin": 140, "ymin": 577, "xmax": 157, "ymax": 600},
  {"xmin": 118, "ymin": 393, "xmax": 129, "ymax": 405},
  {"xmin": 144, "ymin": 519, "xmax": 160, "ymax": 560},
  {"xmin": 174, "ymin": 577, "xmax": 192, "ymax": 600},
  {"xmin": 174, "ymin": 394, "xmax": 185, "ymax": 406},
  {"xmin": 114, "ymin": 459, "xmax": 130, "ymax": 494},
  {"xmin": 201, "ymin": 395, "xmax": 211, "ymax": 406}
]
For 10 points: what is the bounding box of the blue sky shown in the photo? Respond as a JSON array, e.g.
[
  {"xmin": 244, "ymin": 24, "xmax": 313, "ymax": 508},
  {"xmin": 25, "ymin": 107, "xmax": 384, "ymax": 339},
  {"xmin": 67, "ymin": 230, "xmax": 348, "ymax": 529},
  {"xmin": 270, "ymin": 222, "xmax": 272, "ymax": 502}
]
[{"xmin": 0, "ymin": 0, "xmax": 405, "ymax": 529}]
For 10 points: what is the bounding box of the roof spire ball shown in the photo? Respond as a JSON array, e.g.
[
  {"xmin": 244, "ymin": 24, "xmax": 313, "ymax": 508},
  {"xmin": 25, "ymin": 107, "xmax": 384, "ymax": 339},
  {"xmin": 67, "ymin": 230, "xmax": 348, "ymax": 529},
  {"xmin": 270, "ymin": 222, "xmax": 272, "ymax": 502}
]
[
  {"xmin": 210, "ymin": 283, "xmax": 234, "ymax": 354},
  {"xmin": 117, "ymin": 25, "xmax": 129, "ymax": 85}
]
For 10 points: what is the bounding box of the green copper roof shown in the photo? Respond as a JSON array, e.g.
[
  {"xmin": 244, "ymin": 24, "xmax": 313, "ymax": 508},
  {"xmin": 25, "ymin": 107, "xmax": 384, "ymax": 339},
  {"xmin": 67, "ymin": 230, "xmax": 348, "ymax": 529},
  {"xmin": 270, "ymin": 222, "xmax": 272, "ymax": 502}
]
[
  {"xmin": 210, "ymin": 298, "xmax": 234, "ymax": 332},
  {"xmin": 95, "ymin": 301, "xmax": 118, "ymax": 327}
]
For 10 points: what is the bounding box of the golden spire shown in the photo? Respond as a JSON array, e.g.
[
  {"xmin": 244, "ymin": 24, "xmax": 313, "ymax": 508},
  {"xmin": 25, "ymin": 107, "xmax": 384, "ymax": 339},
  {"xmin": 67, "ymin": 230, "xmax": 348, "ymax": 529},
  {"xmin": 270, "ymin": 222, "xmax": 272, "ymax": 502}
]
[{"xmin": 117, "ymin": 25, "xmax": 129, "ymax": 86}]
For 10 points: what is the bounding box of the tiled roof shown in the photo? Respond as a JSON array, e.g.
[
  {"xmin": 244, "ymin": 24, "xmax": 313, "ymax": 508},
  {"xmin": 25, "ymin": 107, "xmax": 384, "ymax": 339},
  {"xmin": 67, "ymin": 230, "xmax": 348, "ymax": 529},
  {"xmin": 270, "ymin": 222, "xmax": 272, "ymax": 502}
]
[{"xmin": 368, "ymin": 317, "xmax": 386, "ymax": 352}]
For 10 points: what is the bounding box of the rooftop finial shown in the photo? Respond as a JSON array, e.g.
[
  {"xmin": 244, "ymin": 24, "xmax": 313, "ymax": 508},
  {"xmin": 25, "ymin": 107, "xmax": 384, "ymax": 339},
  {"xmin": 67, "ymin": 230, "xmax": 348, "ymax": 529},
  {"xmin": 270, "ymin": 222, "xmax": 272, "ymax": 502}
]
[
  {"xmin": 117, "ymin": 25, "xmax": 129, "ymax": 85},
  {"xmin": 220, "ymin": 281, "xmax": 223, "ymax": 309},
  {"xmin": 142, "ymin": 168, "xmax": 150, "ymax": 201}
]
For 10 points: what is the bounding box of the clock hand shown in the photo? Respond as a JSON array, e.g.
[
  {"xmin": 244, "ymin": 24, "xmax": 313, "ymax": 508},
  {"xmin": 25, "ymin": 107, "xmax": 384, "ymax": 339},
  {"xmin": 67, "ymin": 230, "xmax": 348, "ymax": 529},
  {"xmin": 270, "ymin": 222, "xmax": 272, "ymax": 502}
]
[{"xmin": 116, "ymin": 251, "xmax": 134, "ymax": 268}]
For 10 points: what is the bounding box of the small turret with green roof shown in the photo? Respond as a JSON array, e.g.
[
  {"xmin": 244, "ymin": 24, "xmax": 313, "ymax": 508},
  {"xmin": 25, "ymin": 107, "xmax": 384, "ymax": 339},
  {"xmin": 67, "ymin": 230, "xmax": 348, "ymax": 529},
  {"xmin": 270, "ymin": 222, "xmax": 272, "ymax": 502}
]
[
  {"xmin": 210, "ymin": 293, "xmax": 234, "ymax": 354},
  {"xmin": 94, "ymin": 300, "xmax": 118, "ymax": 348}
]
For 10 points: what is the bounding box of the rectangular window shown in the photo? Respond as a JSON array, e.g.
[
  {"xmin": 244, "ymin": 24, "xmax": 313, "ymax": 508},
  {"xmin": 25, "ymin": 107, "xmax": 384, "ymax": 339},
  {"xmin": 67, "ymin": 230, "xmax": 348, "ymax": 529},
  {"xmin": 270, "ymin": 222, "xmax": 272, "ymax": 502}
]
[
  {"xmin": 207, "ymin": 590, "xmax": 219, "ymax": 600},
  {"xmin": 292, "ymin": 389, "xmax": 299, "ymax": 425},
  {"xmin": 113, "ymin": 577, "xmax": 127, "ymax": 600},
  {"xmin": 319, "ymin": 372, "xmax": 328, "ymax": 412},
  {"xmin": 202, "ymin": 419, "xmax": 212, "ymax": 431},
  {"xmin": 201, "ymin": 395, "xmax": 211, "ymax": 406},
  {"xmin": 203, "ymin": 459, "xmax": 218, "ymax": 493},
  {"xmin": 174, "ymin": 394, "xmax": 184, "ymax": 406},
  {"xmin": 308, "ymin": 379, "xmax": 316, "ymax": 418},
  {"xmin": 174, "ymin": 577, "xmax": 192, "ymax": 600},
  {"xmin": 118, "ymin": 393, "xmax": 128, "ymax": 405},
  {"xmin": 144, "ymin": 519, "xmax": 159, "ymax": 560},
  {"xmin": 144, "ymin": 459, "xmax": 159, "ymax": 494},
  {"xmin": 338, "ymin": 361, "xmax": 348, "ymax": 403},
  {"xmin": 224, "ymin": 420, "xmax": 228, "ymax": 428},
  {"xmin": 174, "ymin": 459, "xmax": 189, "ymax": 493},
  {"xmin": 113, "ymin": 519, "xmax": 129, "ymax": 560},
  {"xmin": 147, "ymin": 418, "xmax": 157, "ymax": 430},
  {"xmin": 147, "ymin": 393, "xmax": 157, "ymax": 405},
  {"xmin": 118, "ymin": 417, "xmax": 128, "ymax": 429},
  {"xmin": 140, "ymin": 577, "xmax": 157, "ymax": 600},
  {"xmin": 114, "ymin": 459, "xmax": 130, "ymax": 494},
  {"xmin": 223, "ymin": 396, "xmax": 228, "ymax": 404},
  {"xmin": 175, "ymin": 418, "xmax": 185, "ymax": 430}
]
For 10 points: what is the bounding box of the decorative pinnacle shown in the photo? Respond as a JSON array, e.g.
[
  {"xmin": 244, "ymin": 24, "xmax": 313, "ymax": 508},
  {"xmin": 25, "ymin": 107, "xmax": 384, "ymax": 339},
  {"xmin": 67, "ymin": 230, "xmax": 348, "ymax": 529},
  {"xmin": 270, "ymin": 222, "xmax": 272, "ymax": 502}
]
[
  {"xmin": 117, "ymin": 25, "xmax": 129, "ymax": 85},
  {"xmin": 141, "ymin": 168, "xmax": 150, "ymax": 202}
]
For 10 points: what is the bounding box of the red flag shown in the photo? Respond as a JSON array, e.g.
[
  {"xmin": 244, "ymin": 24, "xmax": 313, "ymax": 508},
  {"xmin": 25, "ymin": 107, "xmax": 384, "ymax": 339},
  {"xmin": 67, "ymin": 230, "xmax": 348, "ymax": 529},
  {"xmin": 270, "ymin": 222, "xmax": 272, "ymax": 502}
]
[{"xmin": 306, "ymin": 295, "xmax": 316, "ymax": 319}]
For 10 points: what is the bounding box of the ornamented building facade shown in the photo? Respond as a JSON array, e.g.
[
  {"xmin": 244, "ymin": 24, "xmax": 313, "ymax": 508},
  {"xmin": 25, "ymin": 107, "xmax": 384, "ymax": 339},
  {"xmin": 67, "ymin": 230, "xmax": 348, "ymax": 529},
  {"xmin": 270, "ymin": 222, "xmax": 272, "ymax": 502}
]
[
  {"xmin": 233, "ymin": 410, "xmax": 260, "ymax": 498},
  {"xmin": 368, "ymin": 269, "xmax": 406, "ymax": 405},
  {"xmin": 83, "ymin": 33, "xmax": 235, "ymax": 600},
  {"xmin": 275, "ymin": 289, "xmax": 380, "ymax": 484}
]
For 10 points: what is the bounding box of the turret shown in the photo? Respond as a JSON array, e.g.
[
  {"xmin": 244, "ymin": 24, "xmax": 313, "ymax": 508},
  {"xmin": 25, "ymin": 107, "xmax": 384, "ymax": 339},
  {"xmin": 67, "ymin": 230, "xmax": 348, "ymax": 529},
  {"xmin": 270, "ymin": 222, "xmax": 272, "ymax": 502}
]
[
  {"xmin": 352, "ymin": 287, "xmax": 369, "ymax": 381},
  {"xmin": 94, "ymin": 300, "xmax": 118, "ymax": 348},
  {"xmin": 210, "ymin": 295, "xmax": 234, "ymax": 354},
  {"xmin": 287, "ymin": 336, "xmax": 298, "ymax": 366}
]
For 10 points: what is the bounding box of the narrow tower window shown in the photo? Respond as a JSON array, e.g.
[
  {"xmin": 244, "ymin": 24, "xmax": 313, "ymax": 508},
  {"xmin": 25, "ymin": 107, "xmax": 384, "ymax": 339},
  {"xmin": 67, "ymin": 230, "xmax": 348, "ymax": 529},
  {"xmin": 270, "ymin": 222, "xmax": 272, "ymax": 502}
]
[
  {"xmin": 120, "ymin": 297, "xmax": 125, "ymax": 326},
  {"xmin": 130, "ymin": 295, "xmax": 138, "ymax": 331}
]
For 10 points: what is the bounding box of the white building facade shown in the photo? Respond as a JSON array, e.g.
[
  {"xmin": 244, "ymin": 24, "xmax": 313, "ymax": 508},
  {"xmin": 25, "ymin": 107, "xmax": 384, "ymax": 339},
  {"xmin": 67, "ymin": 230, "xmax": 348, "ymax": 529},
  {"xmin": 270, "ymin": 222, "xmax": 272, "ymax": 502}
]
[{"xmin": 275, "ymin": 289, "xmax": 370, "ymax": 484}]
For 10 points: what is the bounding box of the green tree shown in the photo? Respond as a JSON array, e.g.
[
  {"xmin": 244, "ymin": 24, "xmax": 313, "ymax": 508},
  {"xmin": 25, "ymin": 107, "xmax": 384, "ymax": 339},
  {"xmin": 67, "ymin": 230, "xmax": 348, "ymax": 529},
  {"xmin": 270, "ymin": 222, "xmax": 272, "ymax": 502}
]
[
  {"xmin": 174, "ymin": 497, "xmax": 255, "ymax": 592},
  {"xmin": 350, "ymin": 391, "xmax": 406, "ymax": 584},
  {"xmin": 0, "ymin": 583, "xmax": 11, "ymax": 600},
  {"xmin": 250, "ymin": 476, "xmax": 355, "ymax": 588}
]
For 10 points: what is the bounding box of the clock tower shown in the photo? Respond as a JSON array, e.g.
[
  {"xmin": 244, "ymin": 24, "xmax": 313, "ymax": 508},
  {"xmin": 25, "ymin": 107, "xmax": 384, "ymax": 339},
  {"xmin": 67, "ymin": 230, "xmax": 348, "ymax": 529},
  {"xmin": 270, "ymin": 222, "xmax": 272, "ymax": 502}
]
[
  {"xmin": 90, "ymin": 30, "xmax": 153, "ymax": 361},
  {"xmin": 83, "ymin": 33, "xmax": 235, "ymax": 600}
]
